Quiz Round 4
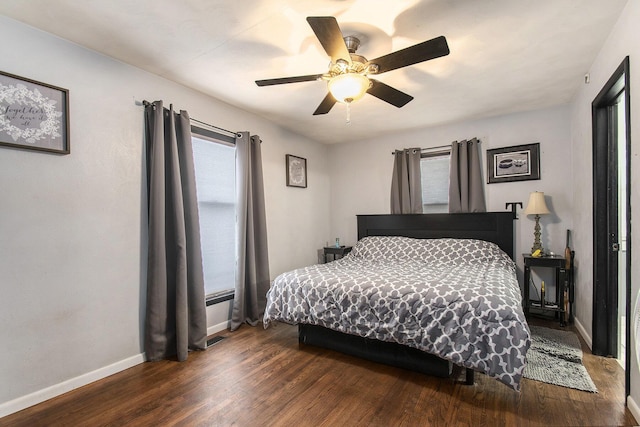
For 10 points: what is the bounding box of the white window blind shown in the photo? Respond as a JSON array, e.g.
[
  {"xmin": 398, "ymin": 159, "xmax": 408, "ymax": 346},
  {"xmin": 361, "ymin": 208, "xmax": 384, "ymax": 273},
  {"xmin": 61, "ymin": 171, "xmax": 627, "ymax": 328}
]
[
  {"xmin": 420, "ymin": 153, "xmax": 450, "ymax": 213},
  {"xmin": 192, "ymin": 134, "xmax": 236, "ymax": 298}
]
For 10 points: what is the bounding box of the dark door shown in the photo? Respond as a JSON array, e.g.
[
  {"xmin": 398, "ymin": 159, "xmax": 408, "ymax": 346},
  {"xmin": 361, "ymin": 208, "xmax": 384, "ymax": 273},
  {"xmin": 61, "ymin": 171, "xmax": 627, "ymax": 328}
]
[{"xmin": 591, "ymin": 56, "xmax": 630, "ymax": 396}]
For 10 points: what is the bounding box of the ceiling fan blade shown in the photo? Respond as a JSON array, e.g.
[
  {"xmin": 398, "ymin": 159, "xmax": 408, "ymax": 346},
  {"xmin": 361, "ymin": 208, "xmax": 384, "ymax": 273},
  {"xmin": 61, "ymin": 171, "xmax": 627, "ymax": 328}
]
[
  {"xmin": 367, "ymin": 36, "xmax": 450, "ymax": 74},
  {"xmin": 256, "ymin": 74, "xmax": 323, "ymax": 86},
  {"xmin": 313, "ymin": 93, "xmax": 337, "ymax": 115},
  {"xmin": 367, "ymin": 79, "xmax": 414, "ymax": 108},
  {"xmin": 306, "ymin": 16, "xmax": 351, "ymax": 64}
]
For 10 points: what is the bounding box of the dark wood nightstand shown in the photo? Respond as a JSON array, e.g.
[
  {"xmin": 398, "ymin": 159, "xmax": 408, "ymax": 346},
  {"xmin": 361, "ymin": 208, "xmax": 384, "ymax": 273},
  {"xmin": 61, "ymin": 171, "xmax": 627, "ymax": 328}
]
[
  {"xmin": 323, "ymin": 246, "xmax": 352, "ymax": 263},
  {"xmin": 523, "ymin": 254, "xmax": 572, "ymax": 326}
]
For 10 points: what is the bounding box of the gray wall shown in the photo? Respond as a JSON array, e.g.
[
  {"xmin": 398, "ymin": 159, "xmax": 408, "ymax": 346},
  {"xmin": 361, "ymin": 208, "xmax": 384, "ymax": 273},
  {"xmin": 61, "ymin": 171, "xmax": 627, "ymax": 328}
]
[
  {"xmin": 569, "ymin": 0, "xmax": 640, "ymax": 414},
  {"xmin": 0, "ymin": 15, "xmax": 330, "ymax": 415},
  {"xmin": 327, "ymin": 105, "xmax": 573, "ymax": 283}
]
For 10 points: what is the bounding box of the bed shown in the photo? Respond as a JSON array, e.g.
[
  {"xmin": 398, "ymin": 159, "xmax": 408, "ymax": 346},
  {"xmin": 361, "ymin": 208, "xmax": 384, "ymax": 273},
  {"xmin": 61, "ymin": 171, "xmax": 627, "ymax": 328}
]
[{"xmin": 263, "ymin": 212, "xmax": 530, "ymax": 391}]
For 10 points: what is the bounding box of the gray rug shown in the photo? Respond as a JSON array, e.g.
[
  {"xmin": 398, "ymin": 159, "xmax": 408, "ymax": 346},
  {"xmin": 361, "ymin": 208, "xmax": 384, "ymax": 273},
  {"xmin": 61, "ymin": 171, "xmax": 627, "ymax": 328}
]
[{"xmin": 523, "ymin": 325, "xmax": 598, "ymax": 393}]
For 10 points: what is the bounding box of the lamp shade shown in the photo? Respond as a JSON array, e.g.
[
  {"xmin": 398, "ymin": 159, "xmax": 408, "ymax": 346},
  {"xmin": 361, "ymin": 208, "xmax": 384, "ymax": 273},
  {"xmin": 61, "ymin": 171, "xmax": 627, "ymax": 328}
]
[
  {"xmin": 523, "ymin": 191, "xmax": 550, "ymax": 215},
  {"xmin": 328, "ymin": 73, "xmax": 370, "ymax": 103}
]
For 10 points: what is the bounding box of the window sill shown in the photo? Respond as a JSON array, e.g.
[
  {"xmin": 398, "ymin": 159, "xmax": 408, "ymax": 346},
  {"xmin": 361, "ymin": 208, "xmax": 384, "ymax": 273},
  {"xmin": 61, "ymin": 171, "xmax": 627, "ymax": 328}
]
[{"xmin": 206, "ymin": 290, "xmax": 234, "ymax": 306}]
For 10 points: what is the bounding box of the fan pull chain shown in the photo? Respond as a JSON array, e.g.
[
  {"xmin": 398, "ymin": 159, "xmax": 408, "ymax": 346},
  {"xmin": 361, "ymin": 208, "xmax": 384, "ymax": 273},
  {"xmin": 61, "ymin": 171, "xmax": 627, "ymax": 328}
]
[{"xmin": 346, "ymin": 101, "xmax": 351, "ymax": 124}]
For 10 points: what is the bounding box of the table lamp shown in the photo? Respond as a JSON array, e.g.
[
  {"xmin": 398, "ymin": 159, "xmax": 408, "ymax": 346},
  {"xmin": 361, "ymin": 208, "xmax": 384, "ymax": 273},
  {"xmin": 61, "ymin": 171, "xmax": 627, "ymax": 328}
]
[{"xmin": 523, "ymin": 191, "xmax": 550, "ymax": 254}]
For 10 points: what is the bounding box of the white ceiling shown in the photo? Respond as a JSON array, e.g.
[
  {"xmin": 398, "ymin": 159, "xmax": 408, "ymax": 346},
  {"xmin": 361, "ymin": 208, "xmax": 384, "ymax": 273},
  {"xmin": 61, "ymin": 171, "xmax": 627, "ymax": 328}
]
[{"xmin": 0, "ymin": 0, "xmax": 628, "ymax": 144}]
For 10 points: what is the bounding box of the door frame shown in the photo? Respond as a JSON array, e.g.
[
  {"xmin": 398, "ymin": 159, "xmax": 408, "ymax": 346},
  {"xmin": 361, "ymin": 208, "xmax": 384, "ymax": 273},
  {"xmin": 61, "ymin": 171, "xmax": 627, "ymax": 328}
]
[{"xmin": 591, "ymin": 56, "xmax": 631, "ymax": 396}]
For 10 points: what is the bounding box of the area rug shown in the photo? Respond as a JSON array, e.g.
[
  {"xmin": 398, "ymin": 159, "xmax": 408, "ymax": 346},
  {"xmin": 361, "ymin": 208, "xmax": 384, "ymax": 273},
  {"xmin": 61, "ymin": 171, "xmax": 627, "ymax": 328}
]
[{"xmin": 523, "ymin": 325, "xmax": 598, "ymax": 392}]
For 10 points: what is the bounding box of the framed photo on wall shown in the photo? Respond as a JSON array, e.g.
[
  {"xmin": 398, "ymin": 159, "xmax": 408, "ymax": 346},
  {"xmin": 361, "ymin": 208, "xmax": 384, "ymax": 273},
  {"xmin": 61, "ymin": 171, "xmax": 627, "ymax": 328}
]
[
  {"xmin": 286, "ymin": 154, "xmax": 307, "ymax": 188},
  {"xmin": 0, "ymin": 70, "xmax": 70, "ymax": 154},
  {"xmin": 487, "ymin": 143, "xmax": 540, "ymax": 183}
]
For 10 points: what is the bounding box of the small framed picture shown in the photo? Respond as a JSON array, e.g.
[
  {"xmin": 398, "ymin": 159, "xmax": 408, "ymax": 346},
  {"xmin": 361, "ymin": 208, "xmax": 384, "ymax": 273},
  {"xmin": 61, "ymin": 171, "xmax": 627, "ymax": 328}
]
[
  {"xmin": 0, "ymin": 70, "xmax": 70, "ymax": 154},
  {"xmin": 286, "ymin": 154, "xmax": 307, "ymax": 188},
  {"xmin": 487, "ymin": 143, "xmax": 540, "ymax": 184}
]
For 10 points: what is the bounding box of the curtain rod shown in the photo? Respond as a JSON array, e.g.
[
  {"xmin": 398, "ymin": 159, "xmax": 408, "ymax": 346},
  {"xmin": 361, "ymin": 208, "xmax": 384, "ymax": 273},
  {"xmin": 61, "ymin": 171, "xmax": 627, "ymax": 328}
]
[
  {"xmin": 190, "ymin": 118, "xmax": 240, "ymax": 138},
  {"xmin": 390, "ymin": 140, "xmax": 481, "ymax": 155},
  {"xmin": 142, "ymin": 100, "xmax": 239, "ymax": 138},
  {"xmin": 391, "ymin": 144, "xmax": 451, "ymax": 155}
]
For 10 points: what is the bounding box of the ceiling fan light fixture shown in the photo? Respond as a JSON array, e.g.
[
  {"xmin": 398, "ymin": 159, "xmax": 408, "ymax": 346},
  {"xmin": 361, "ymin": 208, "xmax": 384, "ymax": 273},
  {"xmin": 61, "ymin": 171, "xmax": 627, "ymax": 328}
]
[
  {"xmin": 256, "ymin": 16, "xmax": 450, "ymax": 116},
  {"xmin": 328, "ymin": 73, "xmax": 370, "ymax": 104}
]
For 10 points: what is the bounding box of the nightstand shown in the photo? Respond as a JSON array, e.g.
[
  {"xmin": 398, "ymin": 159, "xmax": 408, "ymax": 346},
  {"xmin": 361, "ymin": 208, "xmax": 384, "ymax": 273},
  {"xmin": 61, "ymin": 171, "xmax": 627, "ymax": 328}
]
[
  {"xmin": 523, "ymin": 254, "xmax": 571, "ymax": 326},
  {"xmin": 323, "ymin": 246, "xmax": 352, "ymax": 263}
]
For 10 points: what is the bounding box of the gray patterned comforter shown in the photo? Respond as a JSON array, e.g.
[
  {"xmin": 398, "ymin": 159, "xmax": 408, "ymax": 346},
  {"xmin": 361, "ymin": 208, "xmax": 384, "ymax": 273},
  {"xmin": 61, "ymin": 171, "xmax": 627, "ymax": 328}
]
[{"xmin": 263, "ymin": 236, "xmax": 531, "ymax": 390}]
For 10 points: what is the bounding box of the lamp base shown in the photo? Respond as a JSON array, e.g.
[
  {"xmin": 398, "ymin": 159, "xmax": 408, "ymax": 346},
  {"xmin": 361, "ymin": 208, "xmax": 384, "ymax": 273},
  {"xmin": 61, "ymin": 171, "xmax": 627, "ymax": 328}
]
[{"xmin": 531, "ymin": 214, "xmax": 544, "ymax": 255}]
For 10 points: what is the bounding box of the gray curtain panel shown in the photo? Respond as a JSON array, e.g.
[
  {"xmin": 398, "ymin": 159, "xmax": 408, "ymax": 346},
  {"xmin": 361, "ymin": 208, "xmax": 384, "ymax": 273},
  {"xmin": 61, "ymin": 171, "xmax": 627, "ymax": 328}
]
[
  {"xmin": 390, "ymin": 148, "xmax": 423, "ymax": 214},
  {"xmin": 231, "ymin": 132, "xmax": 271, "ymax": 331},
  {"xmin": 144, "ymin": 101, "xmax": 207, "ymax": 361},
  {"xmin": 448, "ymin": 138, "xmax": 486, "ymax": 213}
]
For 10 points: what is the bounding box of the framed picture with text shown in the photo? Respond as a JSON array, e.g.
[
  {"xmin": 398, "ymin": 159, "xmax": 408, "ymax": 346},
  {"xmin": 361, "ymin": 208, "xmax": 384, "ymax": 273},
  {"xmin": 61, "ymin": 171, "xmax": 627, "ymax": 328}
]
[
  {"xmin": 286, "ymin": 154, "xmax": 307, "ymax": 188},
  {"xmin": 0, "ymin": 70, "xmax": 70, "ymax": 154},
  {"xmin": 487, "ymin": 143, "xmax": 540, "ymax": 183}
]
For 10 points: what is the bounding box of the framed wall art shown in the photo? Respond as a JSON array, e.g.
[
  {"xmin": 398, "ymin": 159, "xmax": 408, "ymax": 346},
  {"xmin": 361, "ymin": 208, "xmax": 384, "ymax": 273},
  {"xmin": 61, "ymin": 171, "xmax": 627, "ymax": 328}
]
[
  {"xmin": 286, "ymin": 154, "xmax": 307, "ymax": 188},
  {"xmin": 0, "ymin": 71, "xmax": 70, "ymax": 154},
  {"xmin": 487, "ymin": 143, "xmax": 540, "ymax": 184}
]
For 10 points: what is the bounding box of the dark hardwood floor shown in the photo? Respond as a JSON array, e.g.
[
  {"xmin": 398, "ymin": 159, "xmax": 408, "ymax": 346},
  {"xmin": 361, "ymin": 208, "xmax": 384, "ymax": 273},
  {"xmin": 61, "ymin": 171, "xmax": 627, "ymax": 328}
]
[{"xmin": 1, "ymin": 319, "xmax": 636, "ymax": 426}]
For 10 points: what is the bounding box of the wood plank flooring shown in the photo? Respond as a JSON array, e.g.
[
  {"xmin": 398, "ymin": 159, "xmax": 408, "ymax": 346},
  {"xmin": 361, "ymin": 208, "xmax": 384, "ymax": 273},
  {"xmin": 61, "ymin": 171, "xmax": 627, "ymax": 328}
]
[{"xmin": 1, "ymin": 319, "xmax": 636, "ymax": 426}]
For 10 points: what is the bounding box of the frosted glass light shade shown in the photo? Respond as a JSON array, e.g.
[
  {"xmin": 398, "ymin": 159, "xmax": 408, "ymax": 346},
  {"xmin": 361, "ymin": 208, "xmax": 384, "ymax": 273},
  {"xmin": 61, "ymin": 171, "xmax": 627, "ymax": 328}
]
[
  {"xmin": 523, "ymin": 191, "xmax": 550, "ymax": 216},
  {"xmin": 328, "ymin": 73, "xmax": 370, "ymax": 103}
]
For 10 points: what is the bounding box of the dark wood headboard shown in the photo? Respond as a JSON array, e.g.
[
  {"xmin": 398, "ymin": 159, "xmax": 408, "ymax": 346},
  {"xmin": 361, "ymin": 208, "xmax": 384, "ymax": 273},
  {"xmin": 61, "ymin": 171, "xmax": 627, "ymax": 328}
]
[{"xmin": 357, "ymin": 212, "xmax": 516, "ymax": 259}]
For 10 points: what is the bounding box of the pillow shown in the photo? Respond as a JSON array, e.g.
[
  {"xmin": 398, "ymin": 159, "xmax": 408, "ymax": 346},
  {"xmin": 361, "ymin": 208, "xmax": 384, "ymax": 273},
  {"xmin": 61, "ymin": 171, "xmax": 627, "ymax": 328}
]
[
  {"xmin": 350, "ymin": 235, "xmax": 510, "ymax": 264},
  {"xmin": 350, "ymin": 236, "xmax": 427, "ymax": 260}
]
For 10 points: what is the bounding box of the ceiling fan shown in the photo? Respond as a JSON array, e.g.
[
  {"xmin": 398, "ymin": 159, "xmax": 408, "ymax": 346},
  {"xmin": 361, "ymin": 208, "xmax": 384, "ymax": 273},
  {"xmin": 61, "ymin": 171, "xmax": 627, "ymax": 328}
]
[{"xmin": 255, "ymin": 16, "xmax": 450, "ymax": 116}]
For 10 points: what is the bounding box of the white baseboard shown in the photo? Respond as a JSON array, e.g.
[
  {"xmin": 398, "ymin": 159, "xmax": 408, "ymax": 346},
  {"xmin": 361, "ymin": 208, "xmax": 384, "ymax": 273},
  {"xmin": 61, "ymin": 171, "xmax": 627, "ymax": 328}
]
[
  {"xmin": 574, "ymin": 317, "xmax": 639, "ymax": 424},
  {"xmin": 207, "ymin": 320, "xmax": 230, "ymax": 336},
  {"xmin": 1, "ymin": 317, "xmax": 229, "ymax": 419},
  {"xmin": 627, "ymin": 395, "xmax": 640, "ymax": 424},
  {"xmin": 0, "ymin": 353, "xmax": 145, "ymax": 419},
  {"xmin": 573, "ymin": 316, "xmax": 592, "ymax": 350}
]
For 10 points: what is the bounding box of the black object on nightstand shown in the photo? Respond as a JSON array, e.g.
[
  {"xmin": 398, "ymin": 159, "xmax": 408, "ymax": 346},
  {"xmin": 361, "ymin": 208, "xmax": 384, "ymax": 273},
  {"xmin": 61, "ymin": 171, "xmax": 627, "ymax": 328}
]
[
  {"xmin": 523, "ymin": 254, "xmax": 573, "ymax": 326},
  {"xmin": 323, "ymin": 246, "xmax": 352, "ymax": 263}
]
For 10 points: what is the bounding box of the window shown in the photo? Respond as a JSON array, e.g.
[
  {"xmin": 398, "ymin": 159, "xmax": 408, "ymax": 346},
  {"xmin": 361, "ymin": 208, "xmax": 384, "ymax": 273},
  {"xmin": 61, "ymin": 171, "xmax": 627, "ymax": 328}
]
[
  {"xmin": 420, "ymin": 151, "xmax": 450, "ymax": 213},
  {"xmin": 191, "ymin": 128, "xmax": 236, "ymax": 300}
]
